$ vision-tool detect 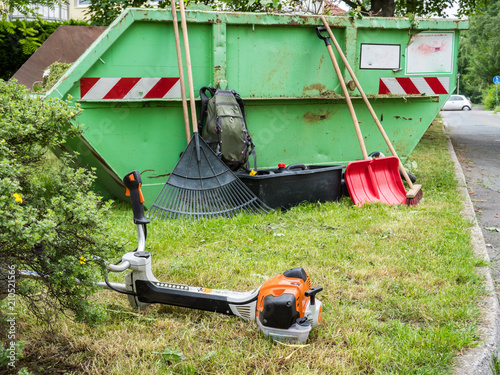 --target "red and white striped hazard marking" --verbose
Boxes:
[379,77,449,95]
[80,77,181,100]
